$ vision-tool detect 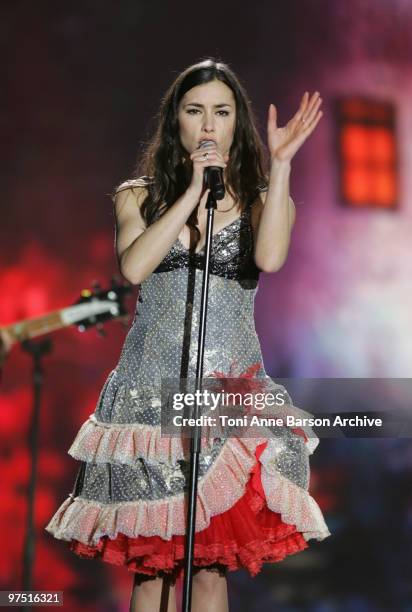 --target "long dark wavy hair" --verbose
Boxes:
[118,58,268,234]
